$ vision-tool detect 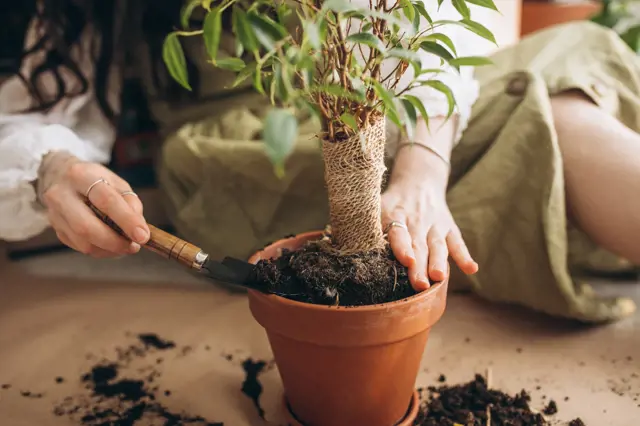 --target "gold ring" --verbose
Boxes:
[384,221,408,234]
[121,191,138,198]
[85,178,109,198]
